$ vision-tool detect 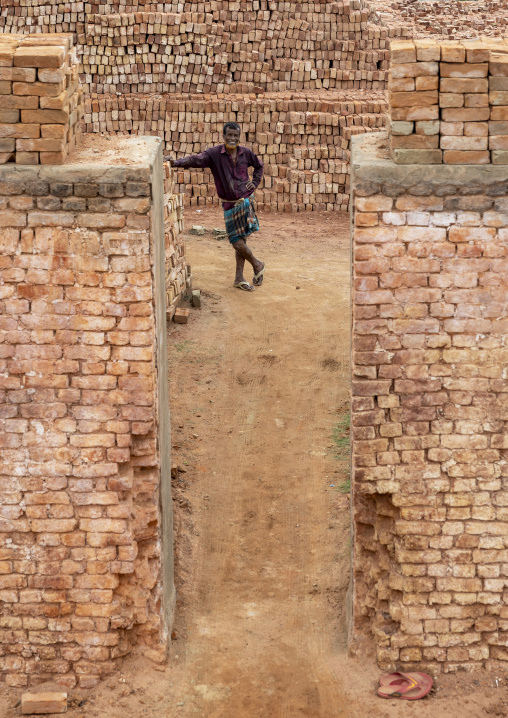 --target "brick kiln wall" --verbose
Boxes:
[351,131,508,674]
[0,135,177,687]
